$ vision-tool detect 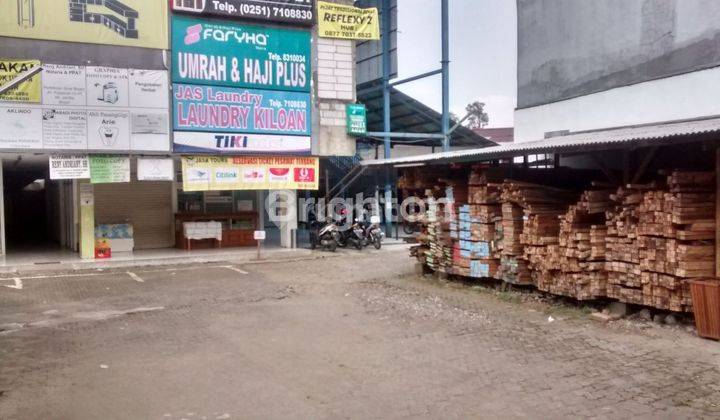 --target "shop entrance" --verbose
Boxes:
[175,189,282,249]
[2,155,76,255]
